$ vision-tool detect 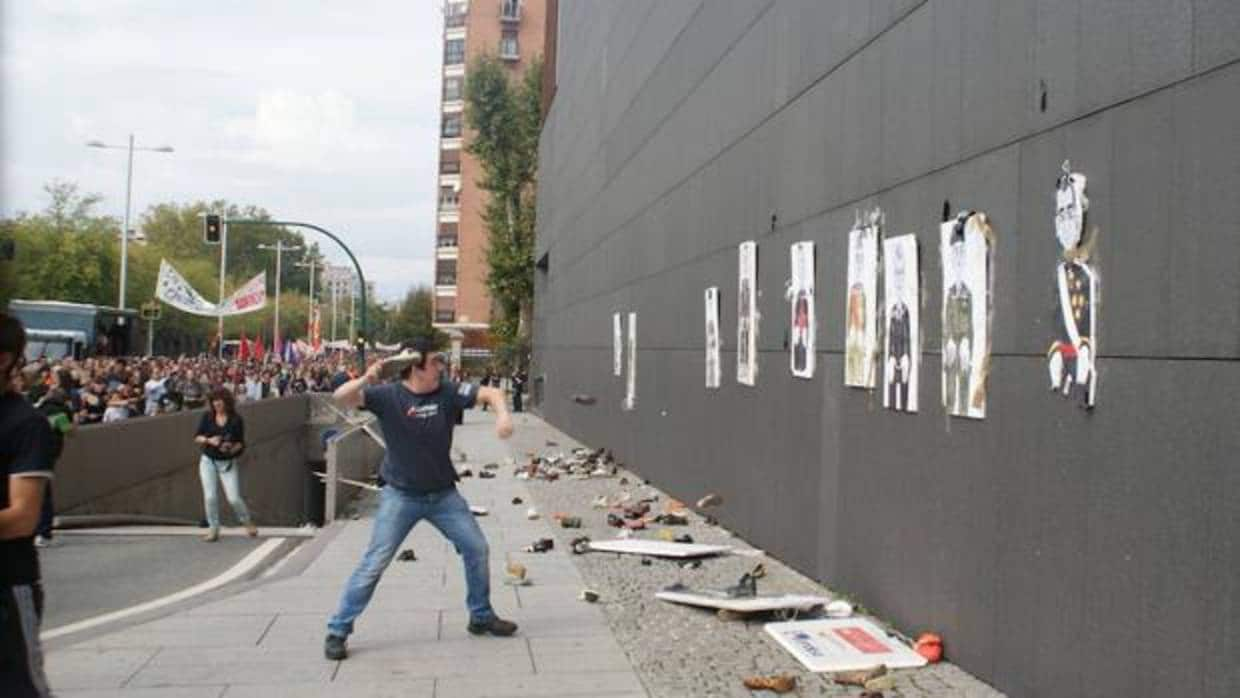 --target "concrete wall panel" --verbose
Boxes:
[536,3,1240,696]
